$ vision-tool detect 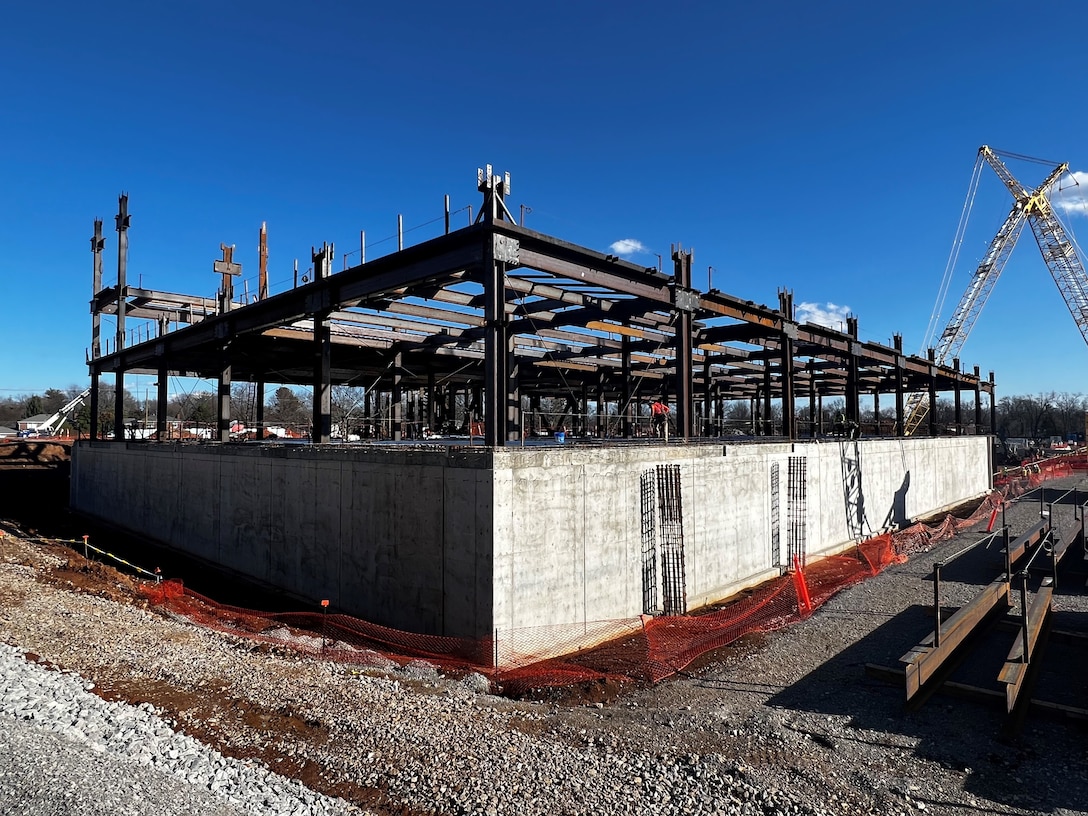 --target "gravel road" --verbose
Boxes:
[0,476,1086,816]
